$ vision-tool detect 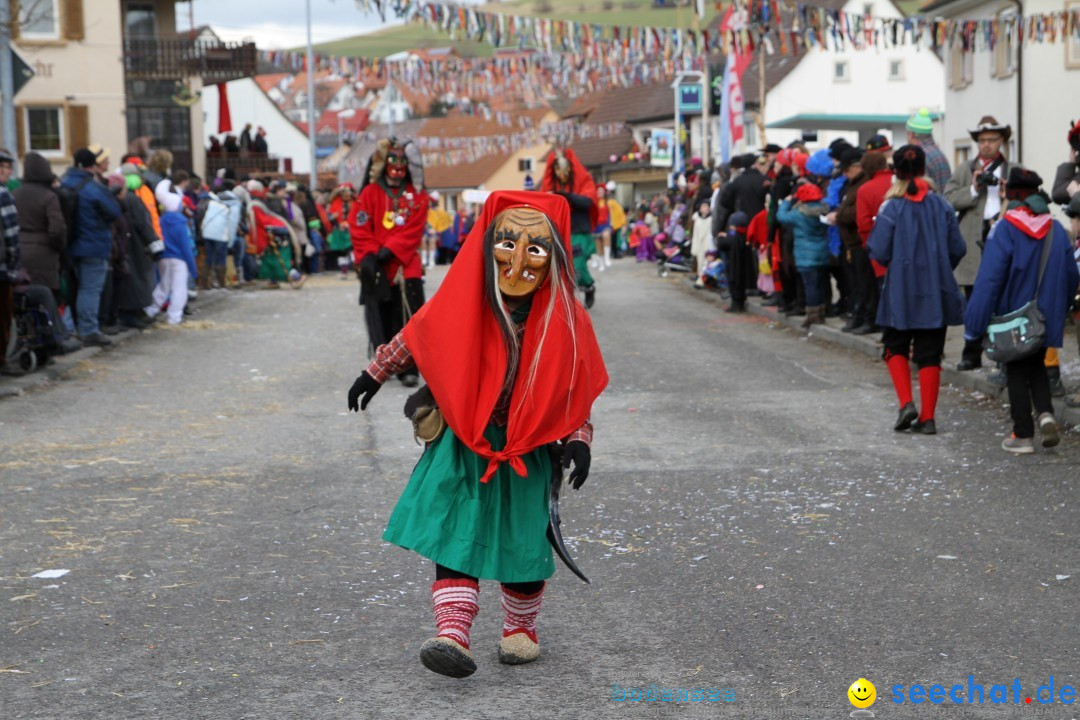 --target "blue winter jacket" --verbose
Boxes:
[61,168,121,259]
[825,175,847,257]
[160,211,199,280]
[964,213,1079,348]
[868,192,967,330]
[777,198,830,270]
